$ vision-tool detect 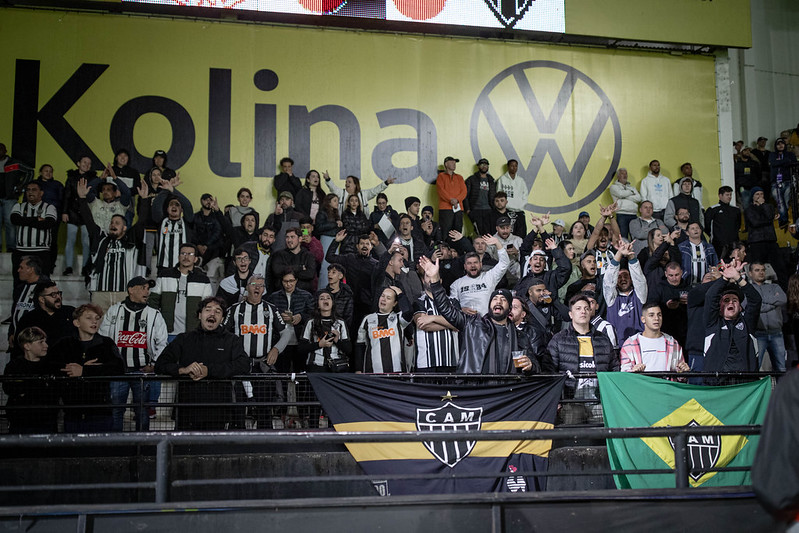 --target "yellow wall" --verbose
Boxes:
[0,8,721,227]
